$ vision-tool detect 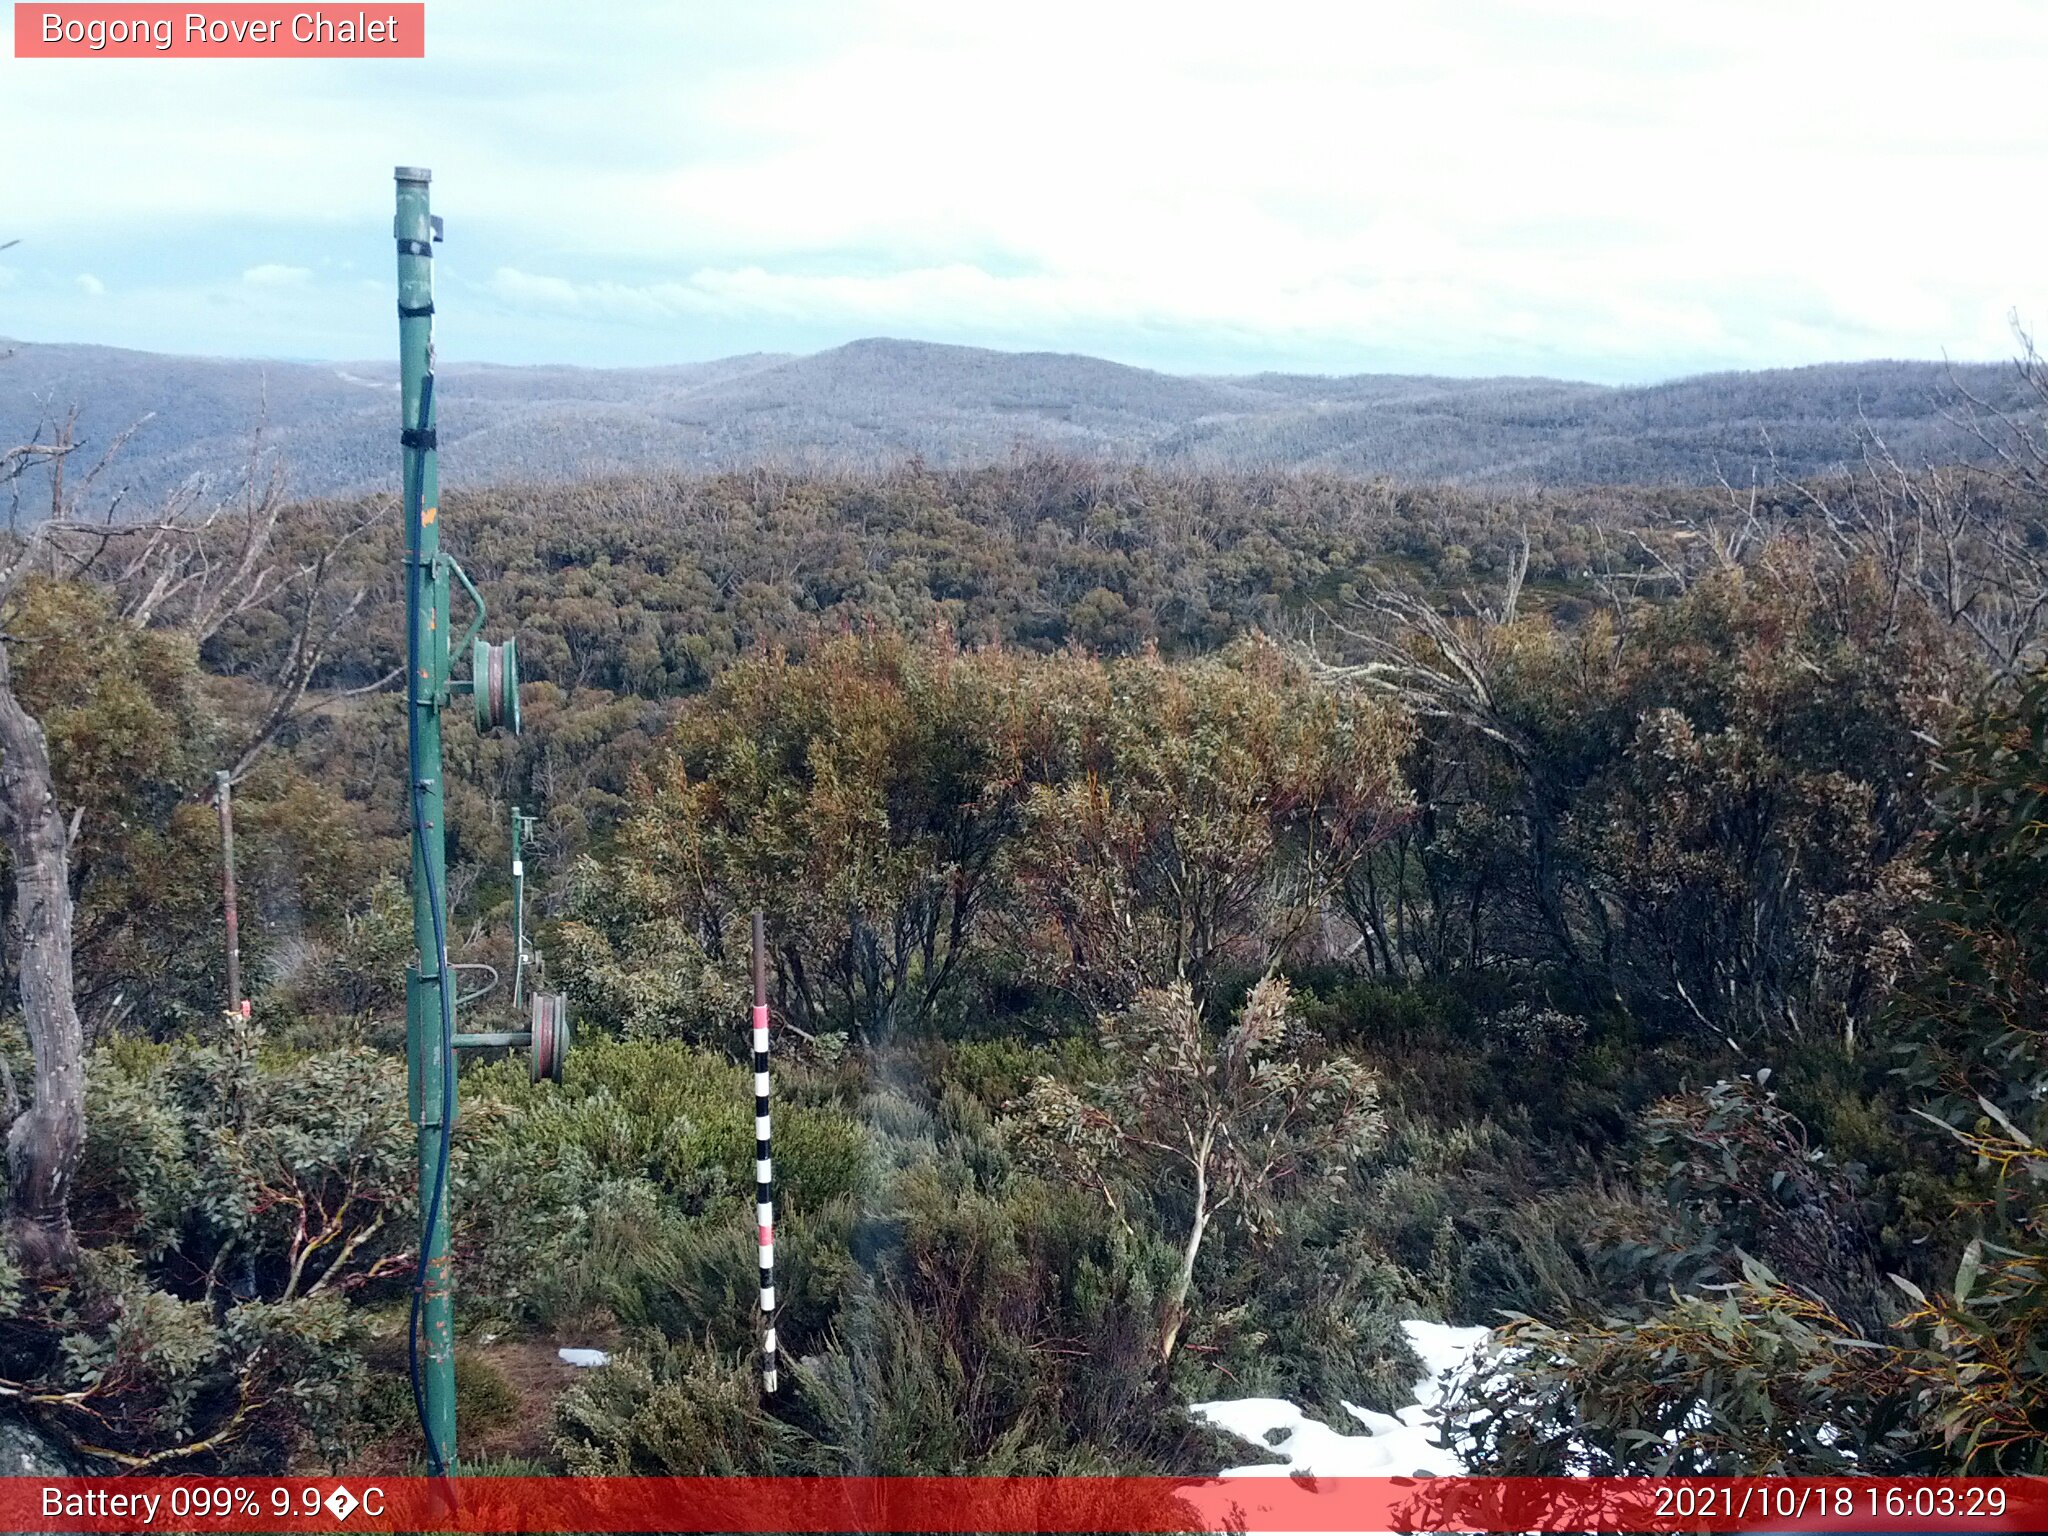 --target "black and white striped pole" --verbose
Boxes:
[752,910,778,1395]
